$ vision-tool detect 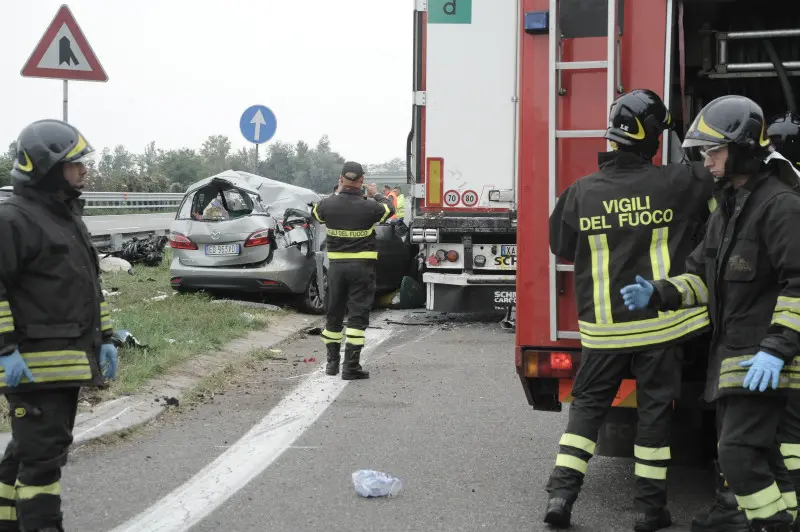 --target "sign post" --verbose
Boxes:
[239,105,277,174]
[21,4,108,123]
